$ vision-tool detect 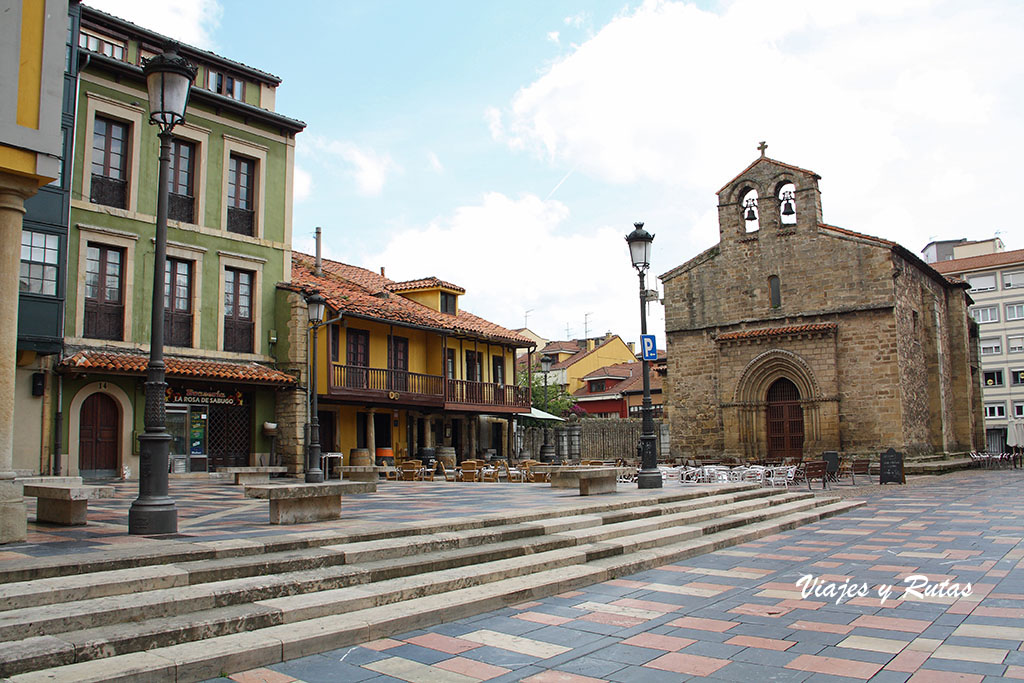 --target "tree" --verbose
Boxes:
[517,368,576,426]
